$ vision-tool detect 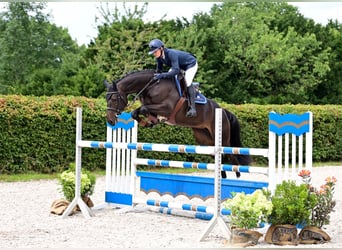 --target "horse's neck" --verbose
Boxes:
[117,75,152,94]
